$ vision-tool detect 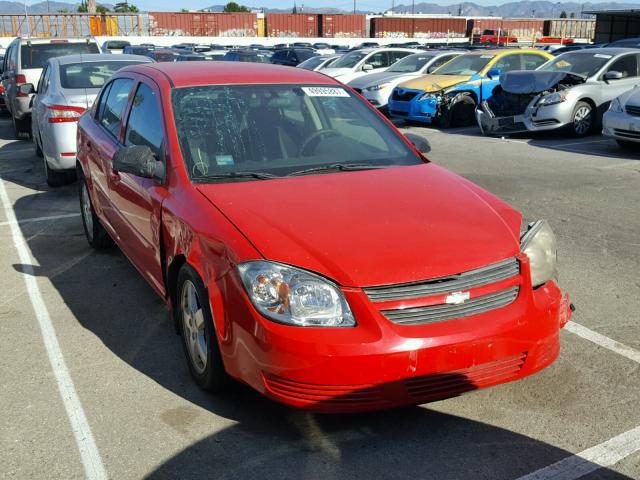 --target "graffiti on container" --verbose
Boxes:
[334,32,361,38]
[378,31,465,39]
[219,28,256,37]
